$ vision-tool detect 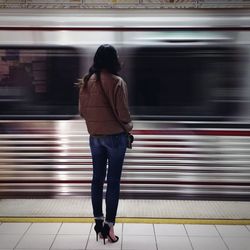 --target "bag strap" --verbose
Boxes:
[98,79,128,133]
